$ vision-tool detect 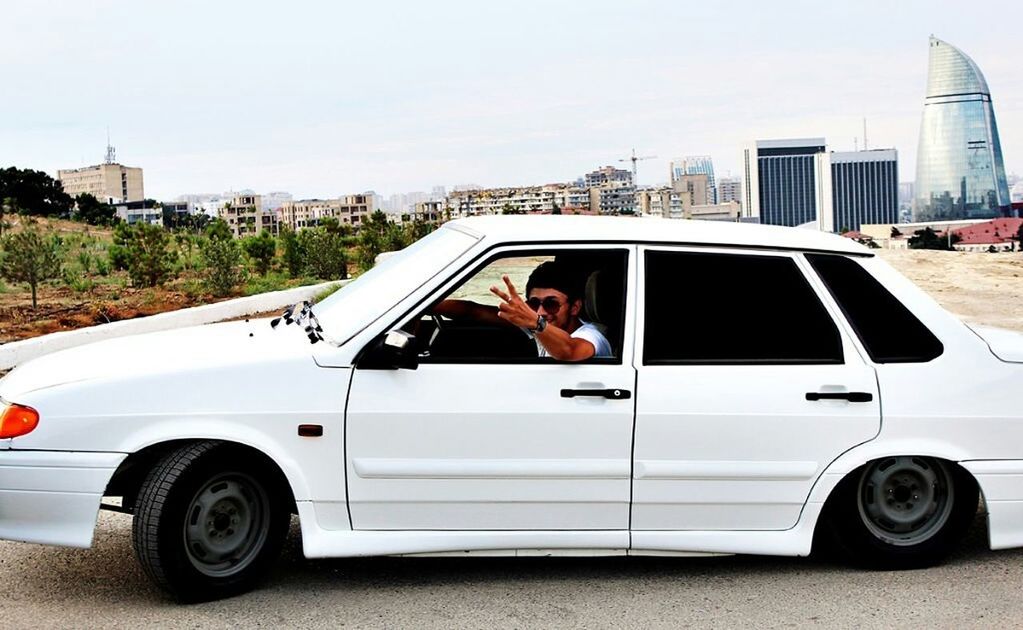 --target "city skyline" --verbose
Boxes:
[2,2,1021,200]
